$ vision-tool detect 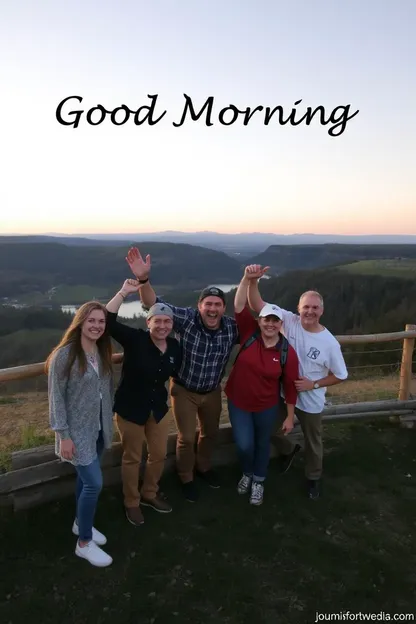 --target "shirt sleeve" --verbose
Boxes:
[235,306,258,344]
[155,296,194,332]
[328,342,349,380]
[282,344,299,405]
[48,349,70,439]
[106,311,140,347]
